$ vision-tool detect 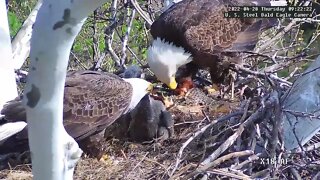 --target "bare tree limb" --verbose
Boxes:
[232,64,293,86]
[11,0,42,69]
[255,20,299,53]
[169,111,244,177]
[0,0,18,117]
[187,150,254,179]
[23,0,110,178]
[92,9,100,63]
[121,8,136,65]
[130,0,152,26]
[200,91,278,166]
[101,0,122,70]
